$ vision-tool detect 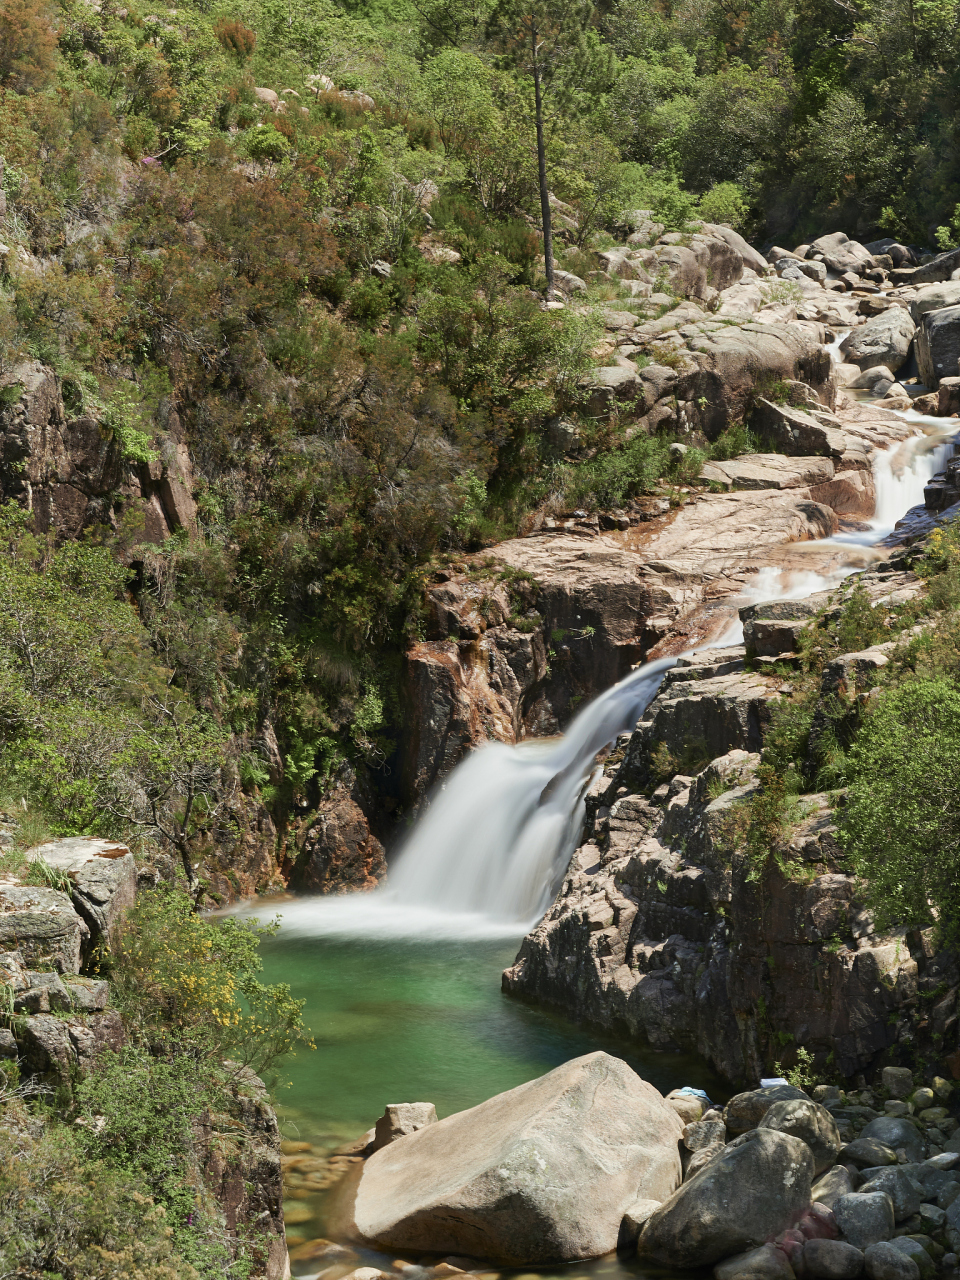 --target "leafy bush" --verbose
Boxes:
[698,180,749,230]
[841,678,960,944]
[215,19,256,61]
[563,432,672,508]
[708,421,758,460]
[0,1118,195,1279]
[109,886,312,1078]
